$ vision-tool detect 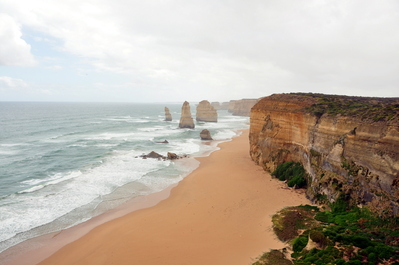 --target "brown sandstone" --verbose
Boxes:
[178,101,195,129]
[249,93,399,216]
[196,100,217,122]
